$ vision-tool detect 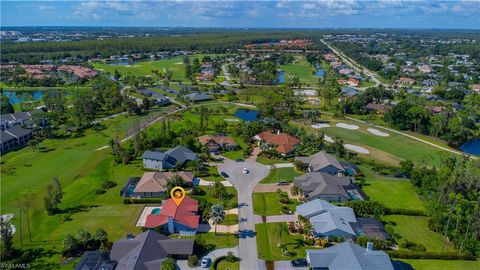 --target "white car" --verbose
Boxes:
[201,257,211,268]
[242,168,249,174]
